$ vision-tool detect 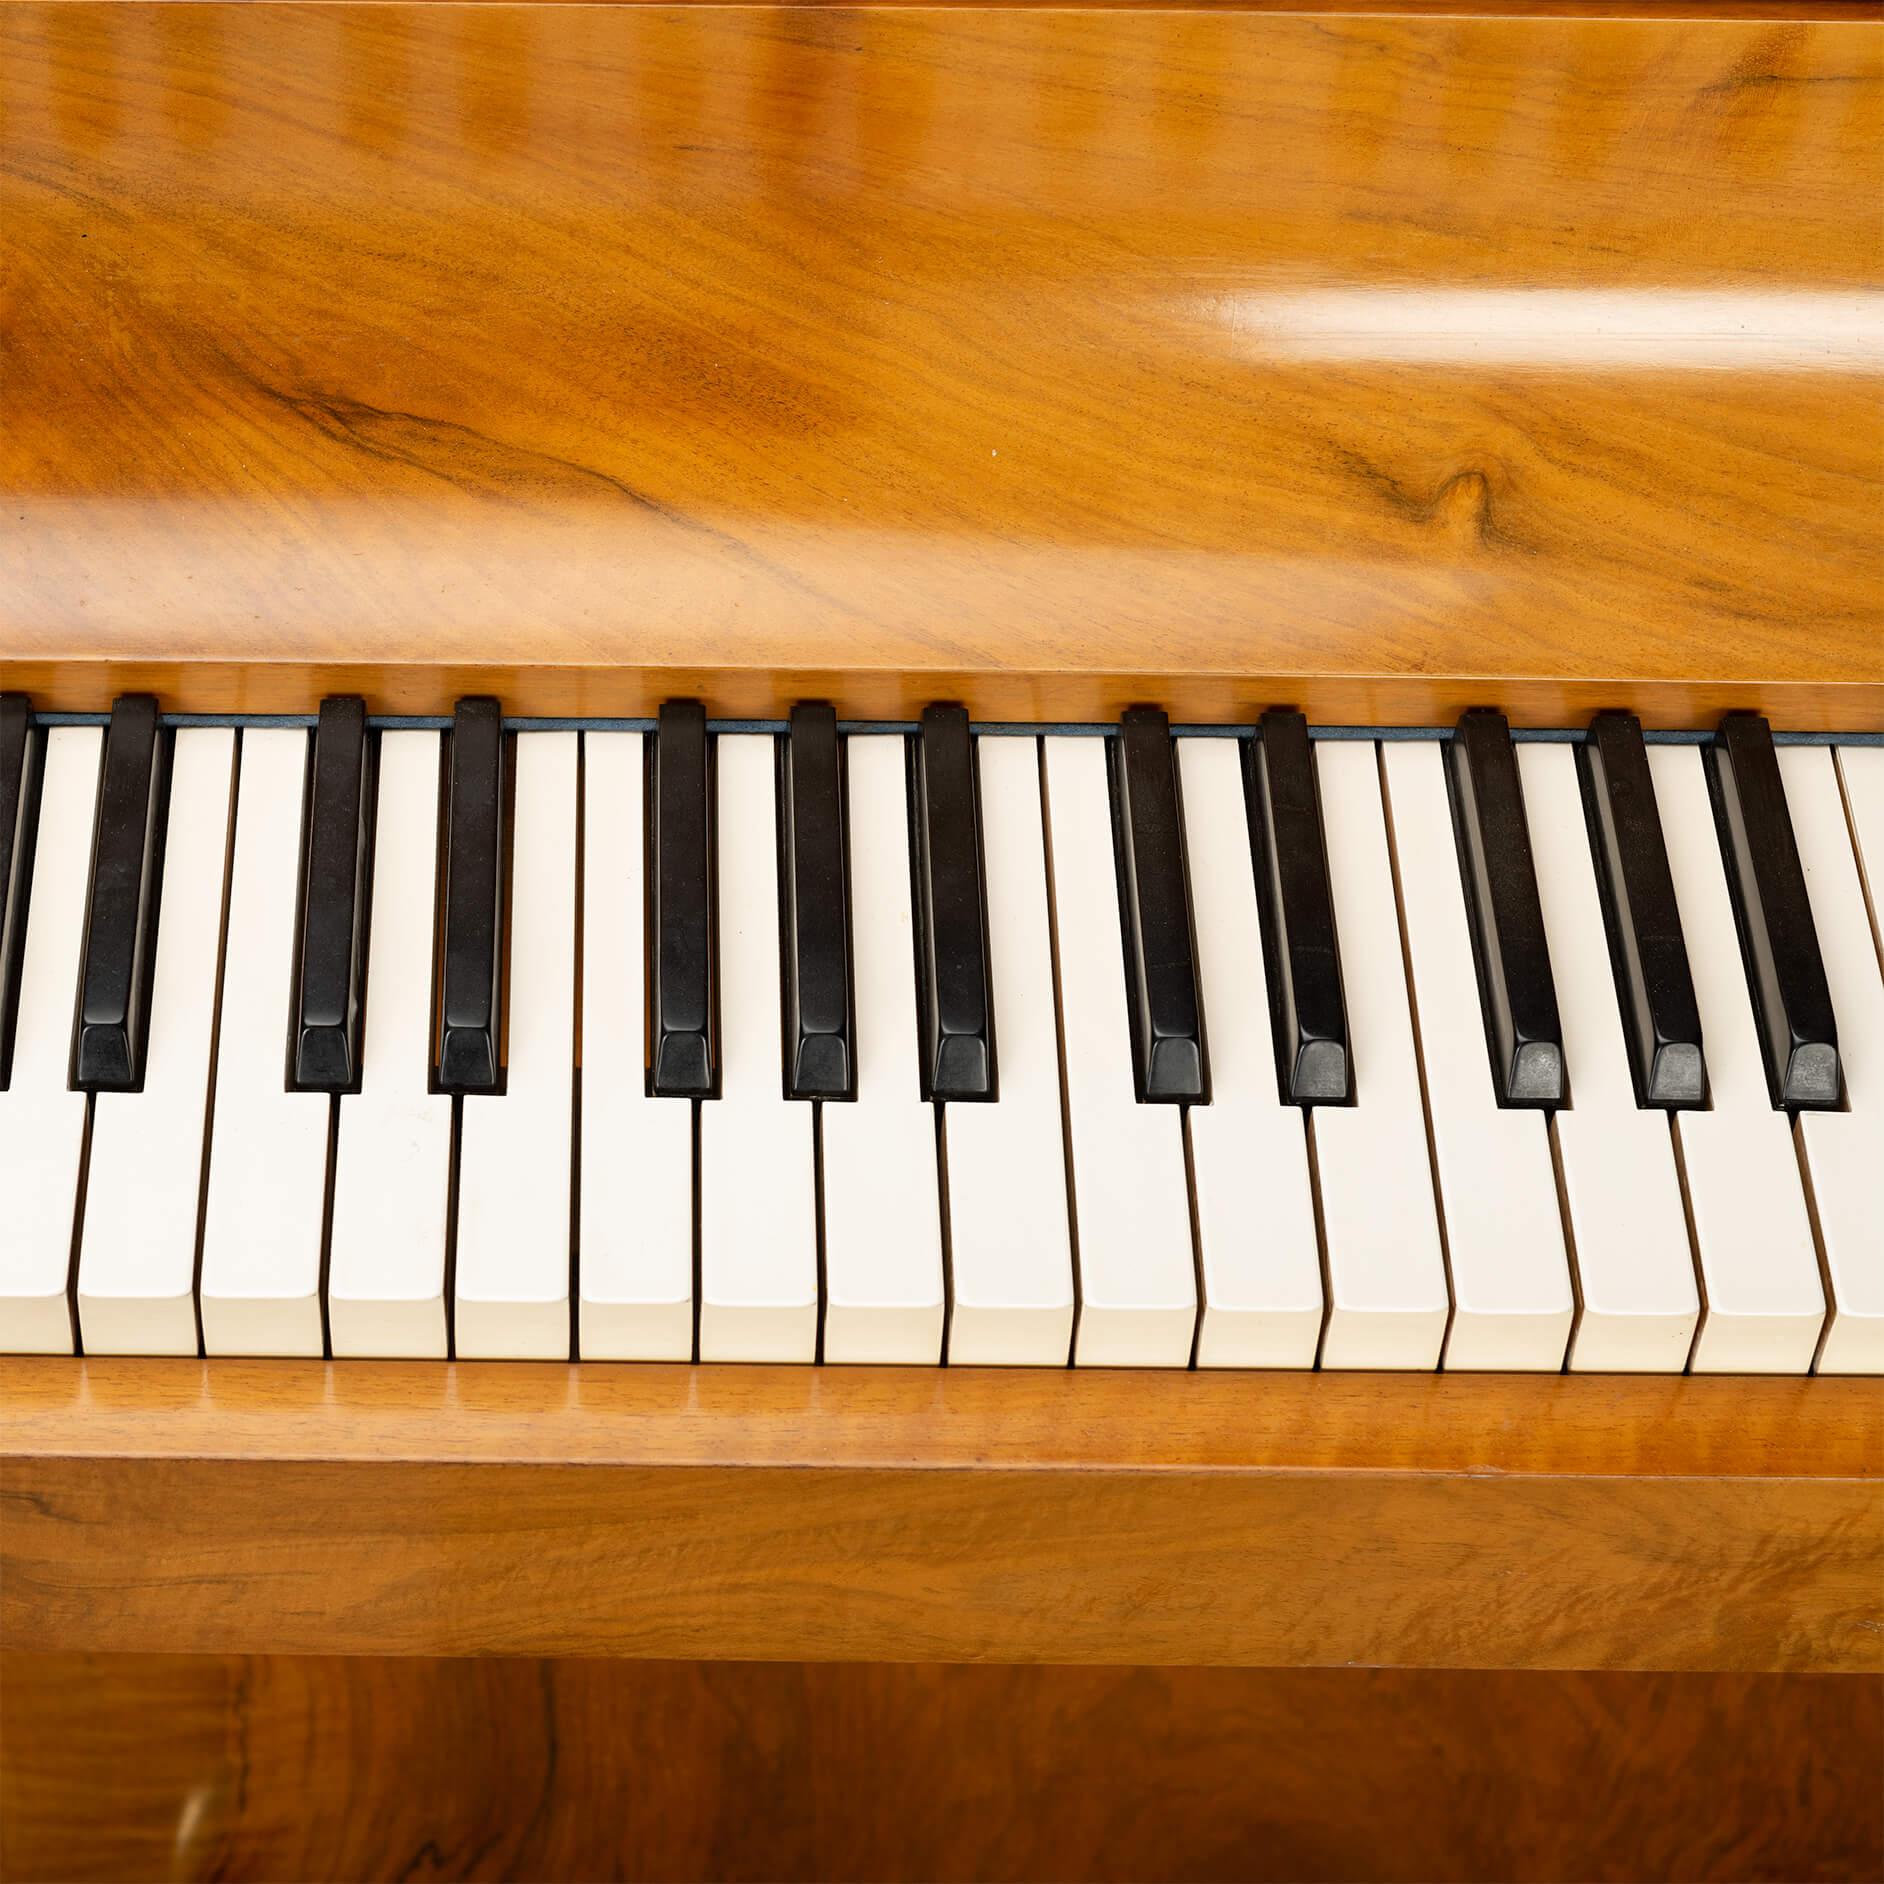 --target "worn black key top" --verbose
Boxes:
[1246,708,1348,1105]
[0,694,40,1089]
[781,703,851,1099]
[1112,707,1205,1102]
[652,700,715,1097]
[1707,712,1840,1110]
[913,704,992,1100]
[74,694,168,1091]
[1448,708,1565,1108]
[294,696,371,1092]
[1580,711,1706,1110]
[435,697,504,1093]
